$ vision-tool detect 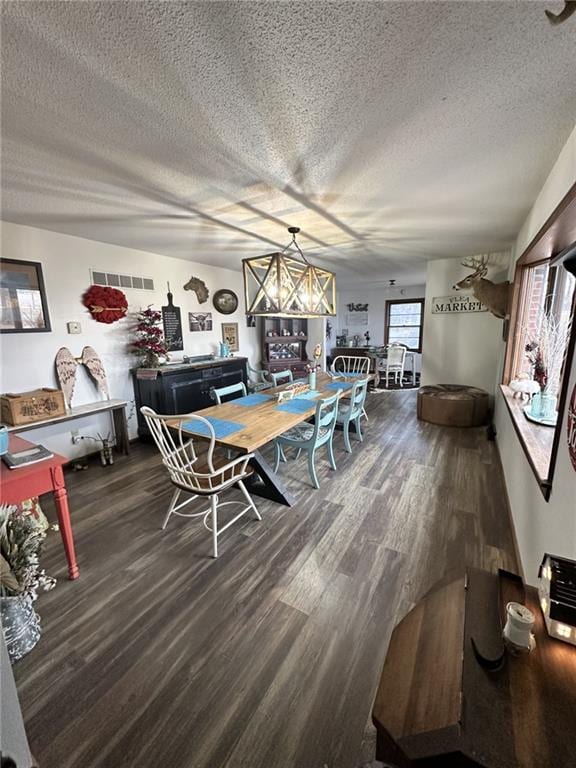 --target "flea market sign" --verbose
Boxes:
[431,295,488,314]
